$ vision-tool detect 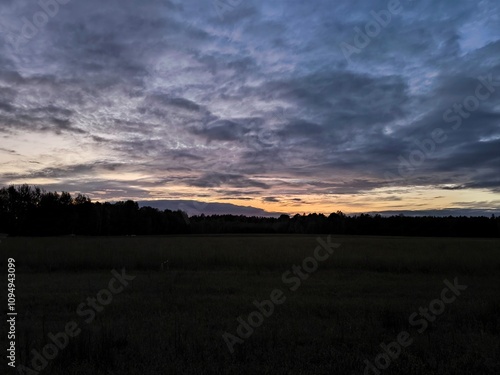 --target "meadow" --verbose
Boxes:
[1,235,499,374]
